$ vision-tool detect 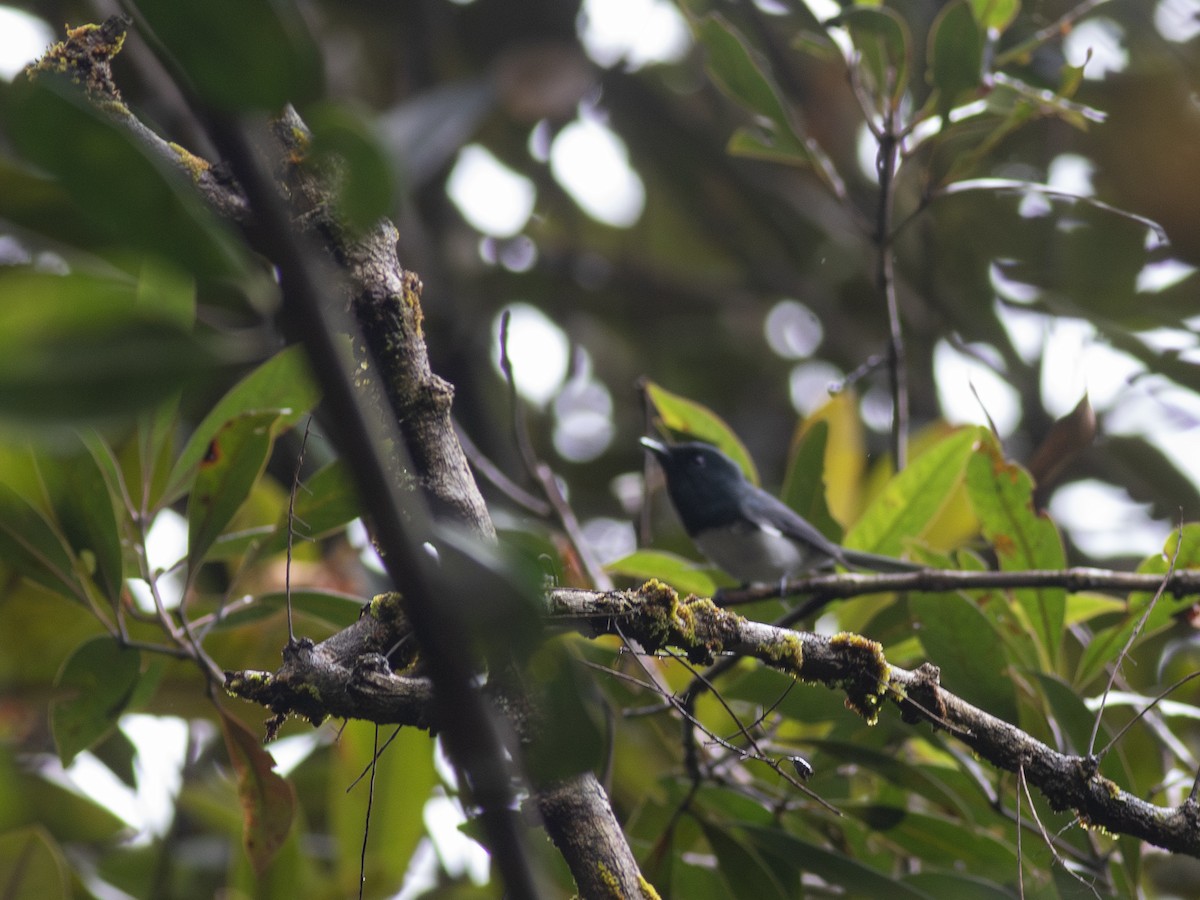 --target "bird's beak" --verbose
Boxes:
[640,436,669,459]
